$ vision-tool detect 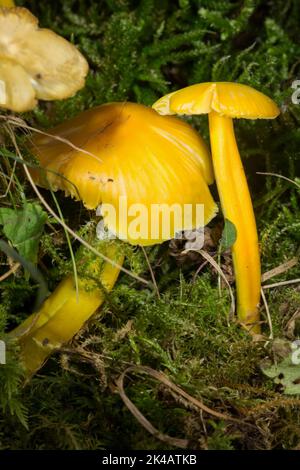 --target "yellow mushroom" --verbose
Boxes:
[153,82,280,333]
[11,102,217,376]
[0,6,88,112]
[0,0,14,7]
